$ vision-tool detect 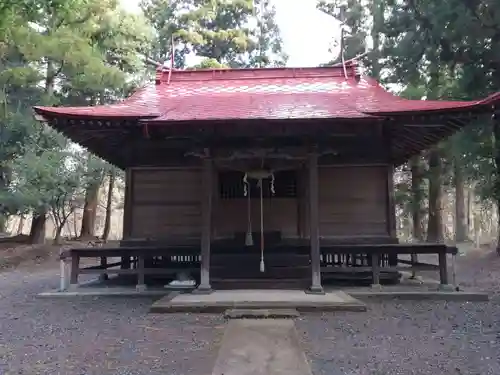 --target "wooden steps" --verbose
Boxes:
[210,251,310,289]
[212,278,308,290]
